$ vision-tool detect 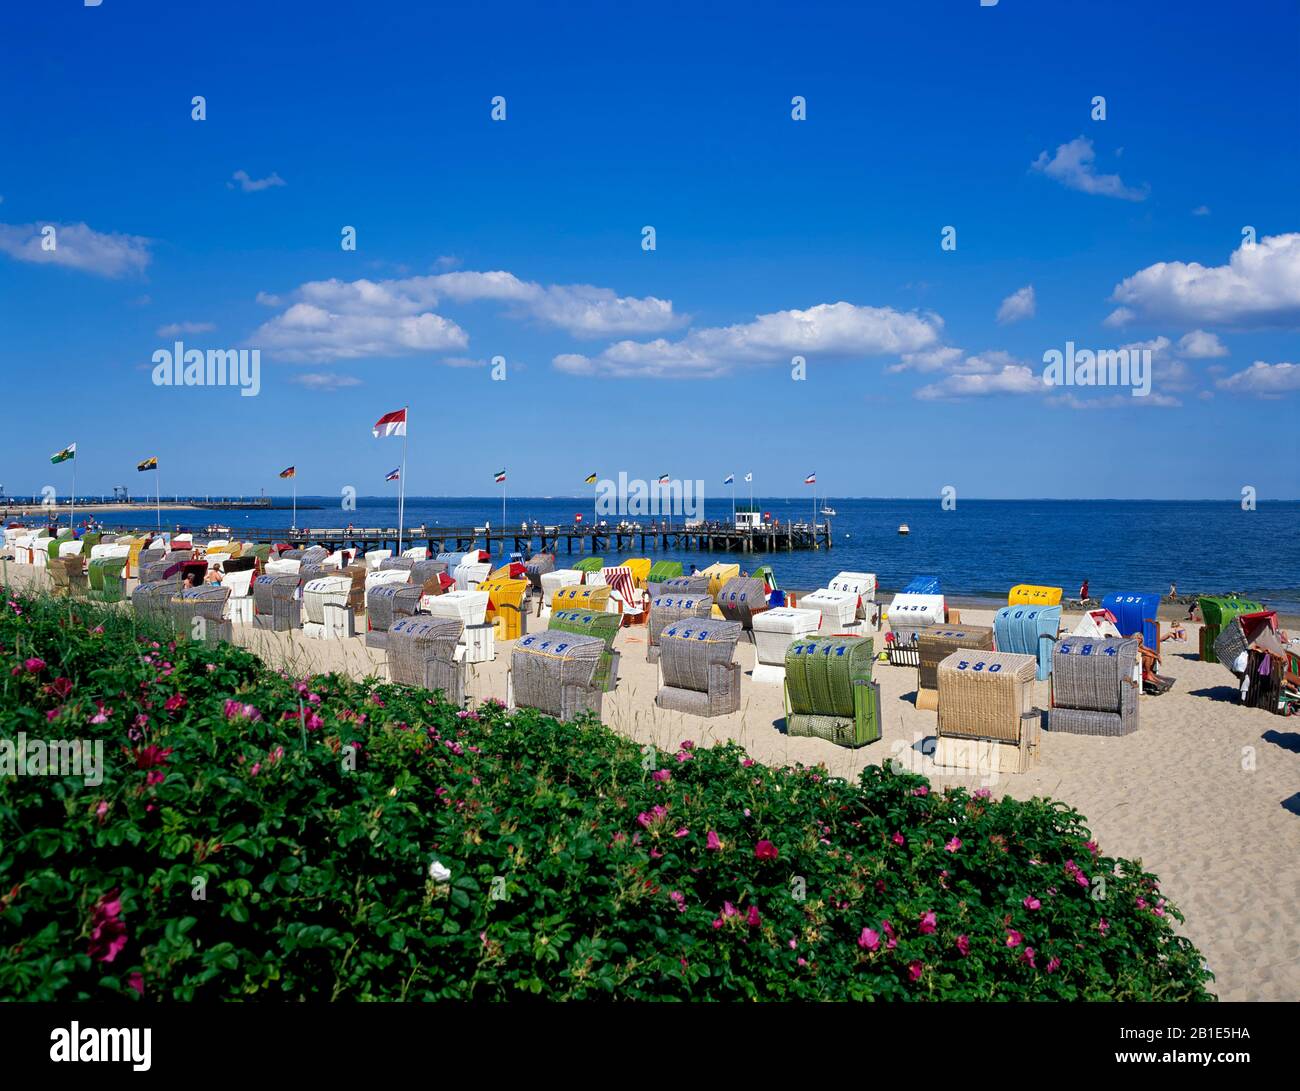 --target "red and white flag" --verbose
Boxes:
[804,472,816,485]
[372,408,407,437]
